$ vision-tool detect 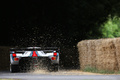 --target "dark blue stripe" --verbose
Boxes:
[11,54,14,61]
[36,51,40,56]
[30,51,33,57]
